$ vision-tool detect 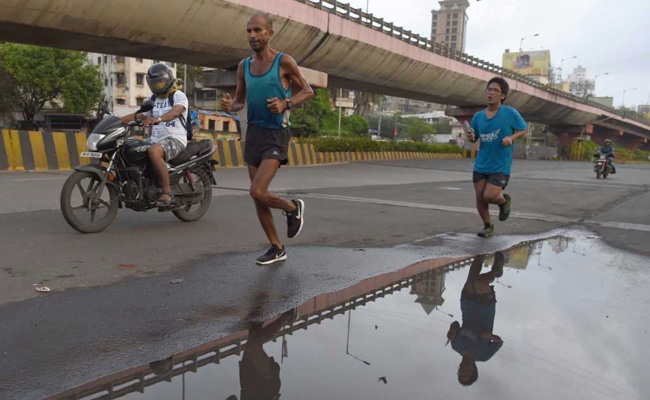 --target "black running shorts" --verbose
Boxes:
[473,171,510,189]
[244,124,290,168]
